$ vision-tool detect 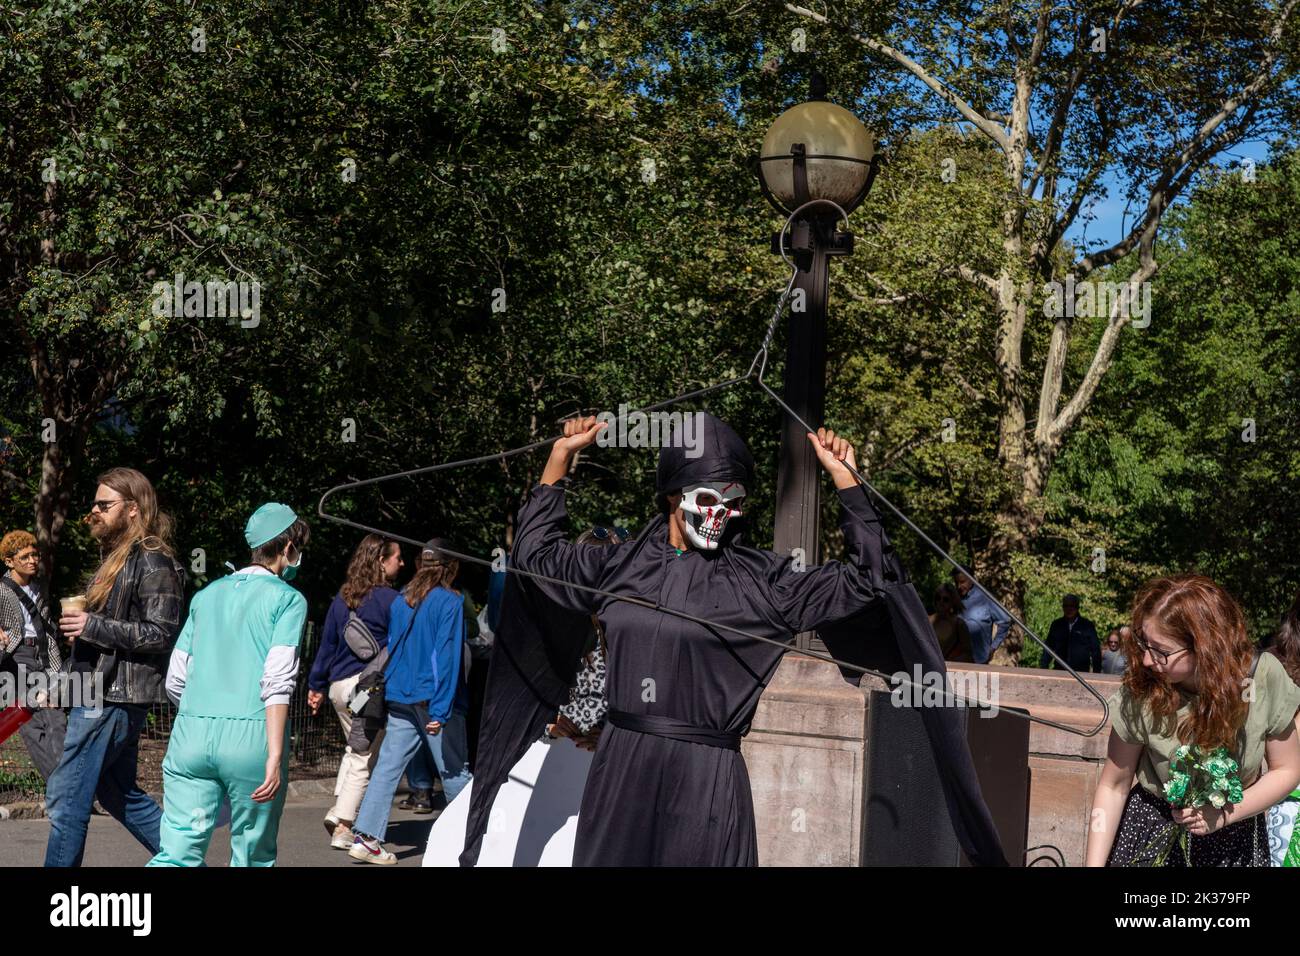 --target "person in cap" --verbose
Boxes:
[509,412,886,866]
[348,538,473,864]
[148,503,309,867]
